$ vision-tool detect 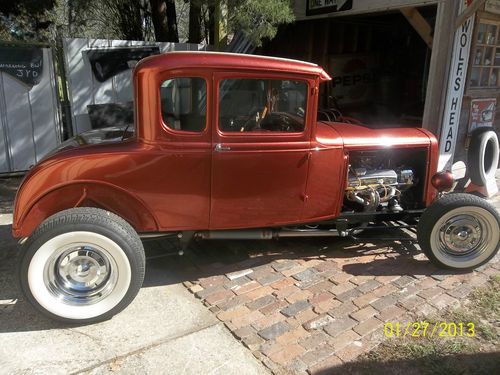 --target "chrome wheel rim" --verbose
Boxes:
[44,243,118,306]
[440,215,483,256]
[431,207,498,267]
